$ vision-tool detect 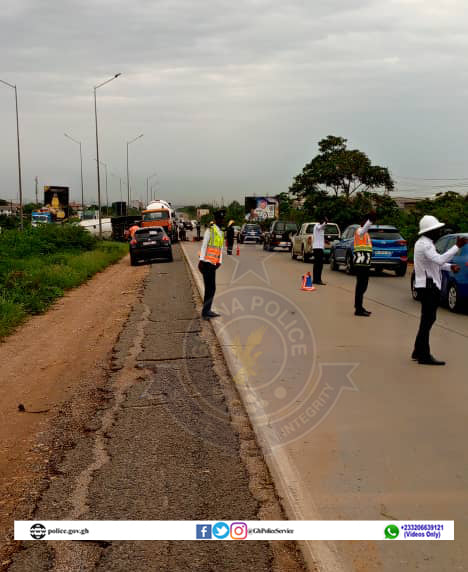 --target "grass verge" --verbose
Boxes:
[0,234,127,340]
